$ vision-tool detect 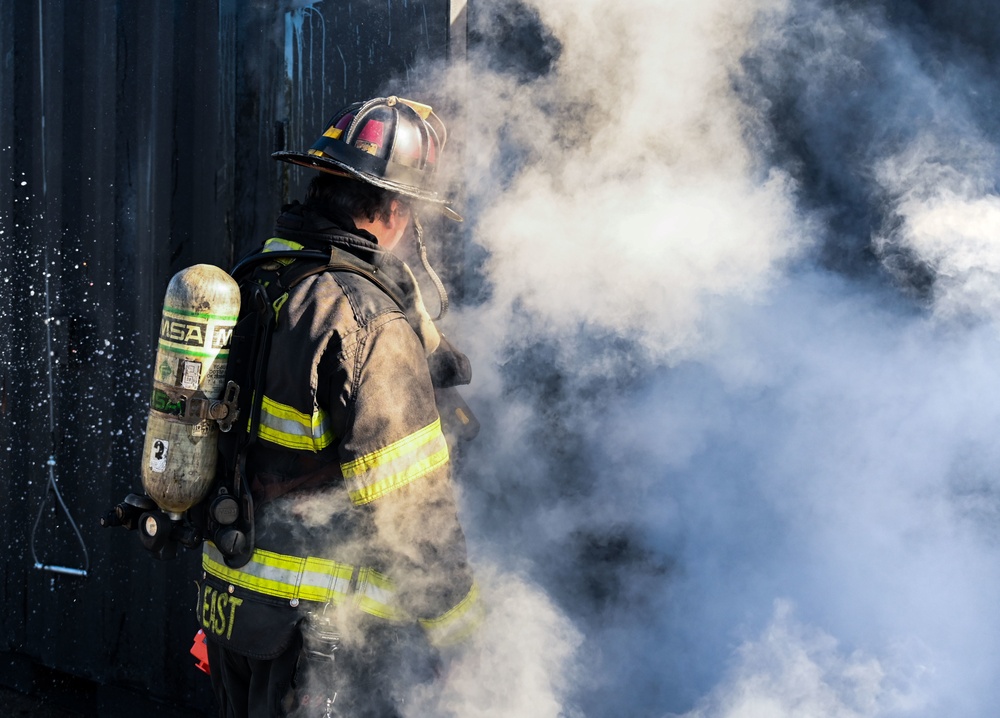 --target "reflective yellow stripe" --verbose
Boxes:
[341,419,449,505]
[262,238,304,267]
[263,237,304,252]
[355,567,402,620]
[257,395,335,451]
[202,543,406,620]
[249,238,334,449]
[419,583,484,647]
